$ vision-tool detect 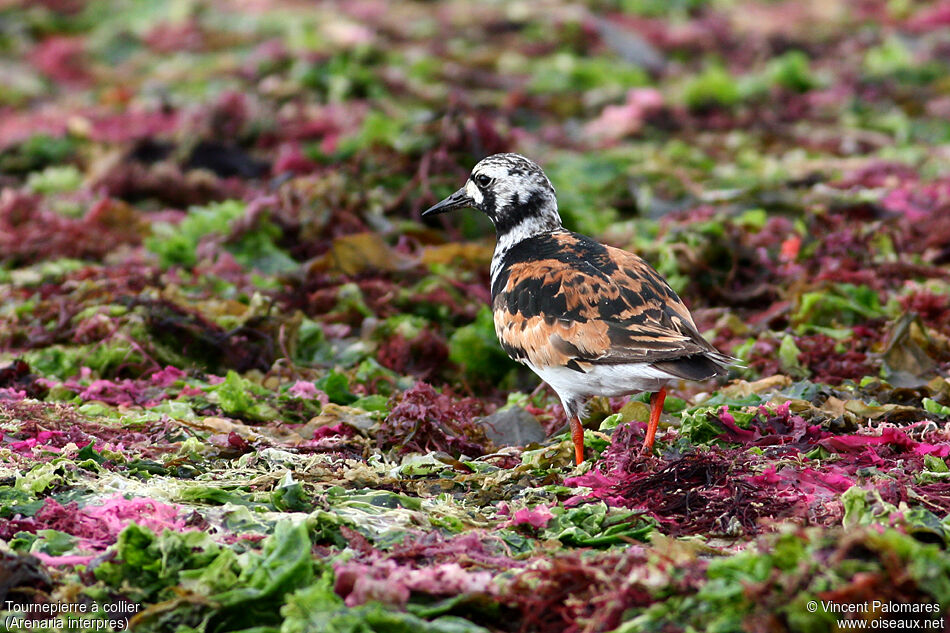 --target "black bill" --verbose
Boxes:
[421,187,473,217]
